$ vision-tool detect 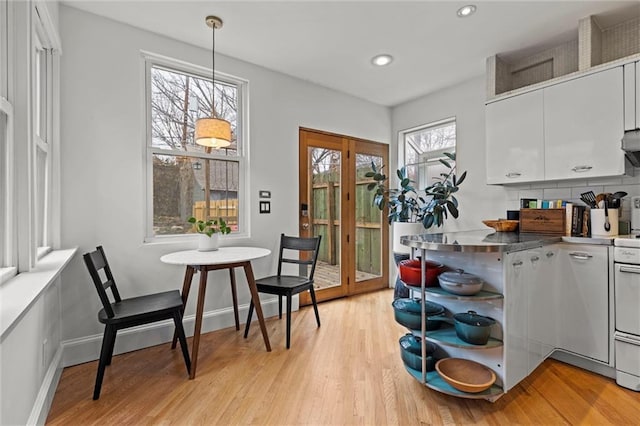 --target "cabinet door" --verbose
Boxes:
[556,244,609,363]
[486,90,544,184]
[528,247,558,372]
[623,62,637,131]
[504,251,530,389]
[544,67,625,180]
